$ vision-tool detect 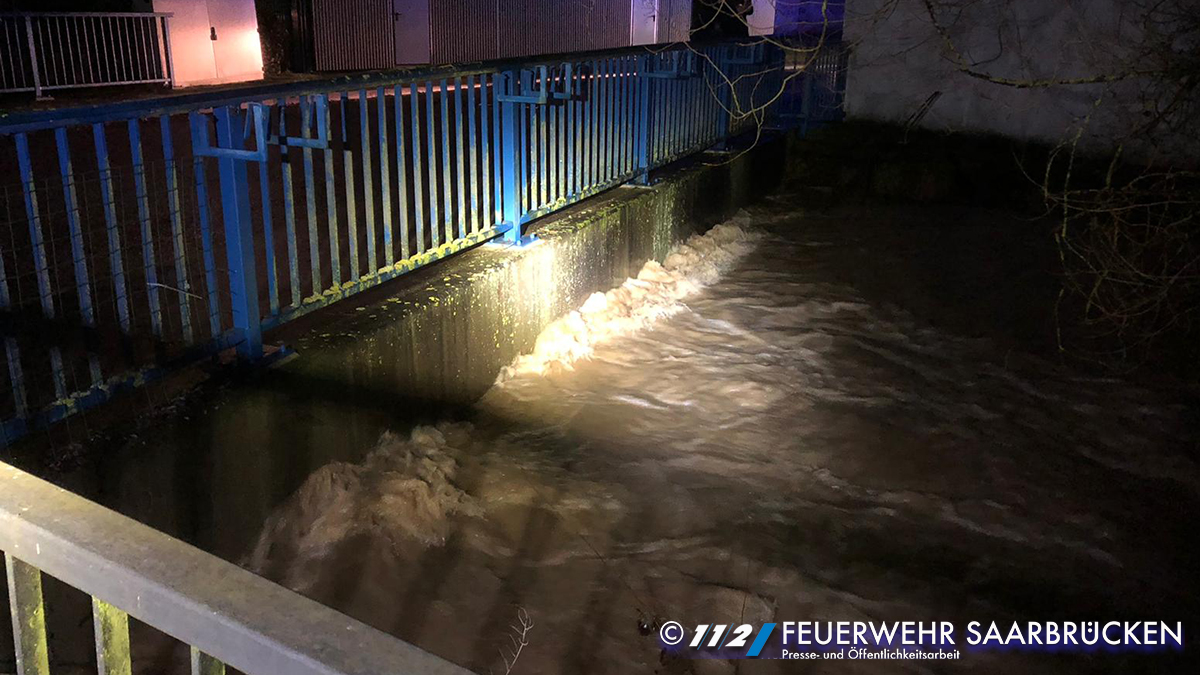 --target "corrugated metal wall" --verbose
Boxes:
[312,0,692,70]
[588,0,635,51]
[312,0,393,71]
[430,0,496,63]
[494,0,631,60]
[659,0,692,42]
